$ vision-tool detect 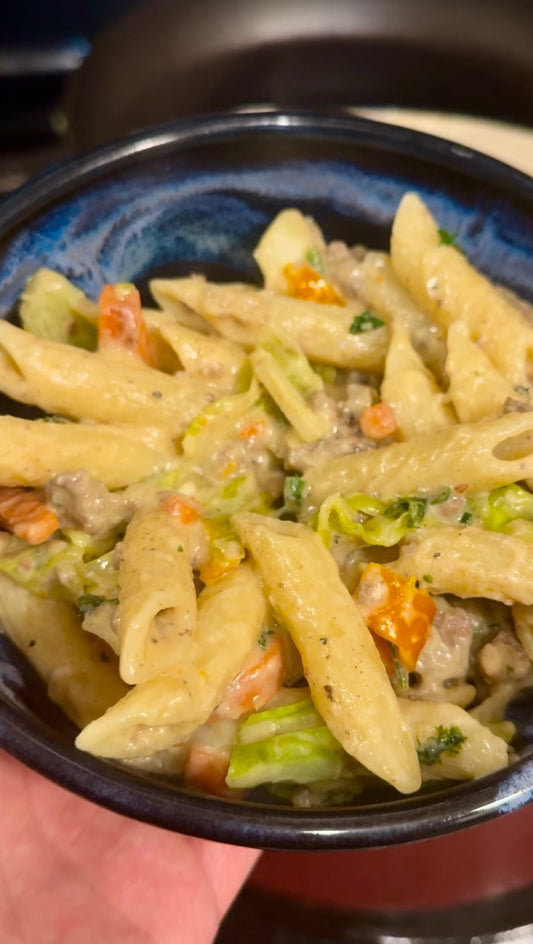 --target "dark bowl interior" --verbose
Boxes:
[0,111,532,850]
